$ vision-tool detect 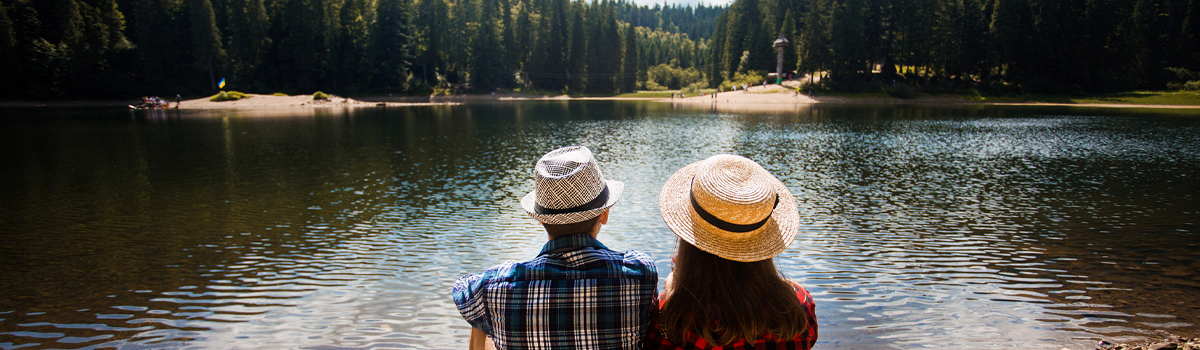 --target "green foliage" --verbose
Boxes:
[190,0,223,90]
[210,91,248,101]
[644,63,706,90]
[797,0,832,76]
[1165,67,1200,87]
[720,70,765,90]
[584,4,621,93]
[372,0,416,91]
[614,91,675,98]
[615,3,723,41]
[2,0,725,98]
[622,24,639,92]
[9,0,1200,99]
[313,91,329,100]
[1167,81,1200,91]
[680,81,707,94]
[0,1,17,68]
[706,0,1200,94]
[469,0,507,90]
[272,92,288,96]
[830,0,867,80]
[227,0,269,86]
